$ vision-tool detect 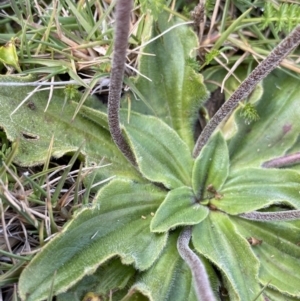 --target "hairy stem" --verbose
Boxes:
[240,210,300,221]
[177,227,216,301]
[193,25,300,158]
[262,152,300,168]
[108,0,136,166]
